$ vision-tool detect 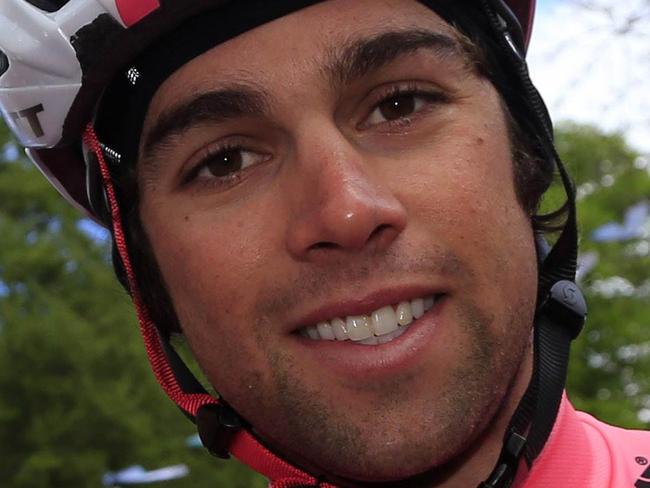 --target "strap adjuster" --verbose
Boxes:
[196,403,243,459]
[479,430,527,488]
[542,280,587,340]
